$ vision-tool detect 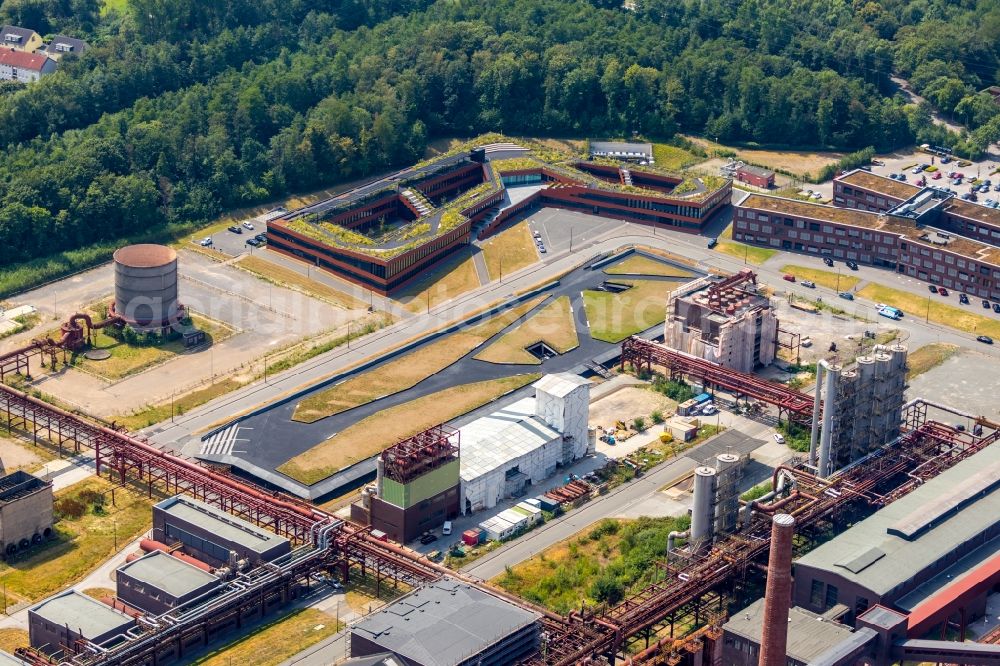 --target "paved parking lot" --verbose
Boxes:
[906,349,1000,423]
